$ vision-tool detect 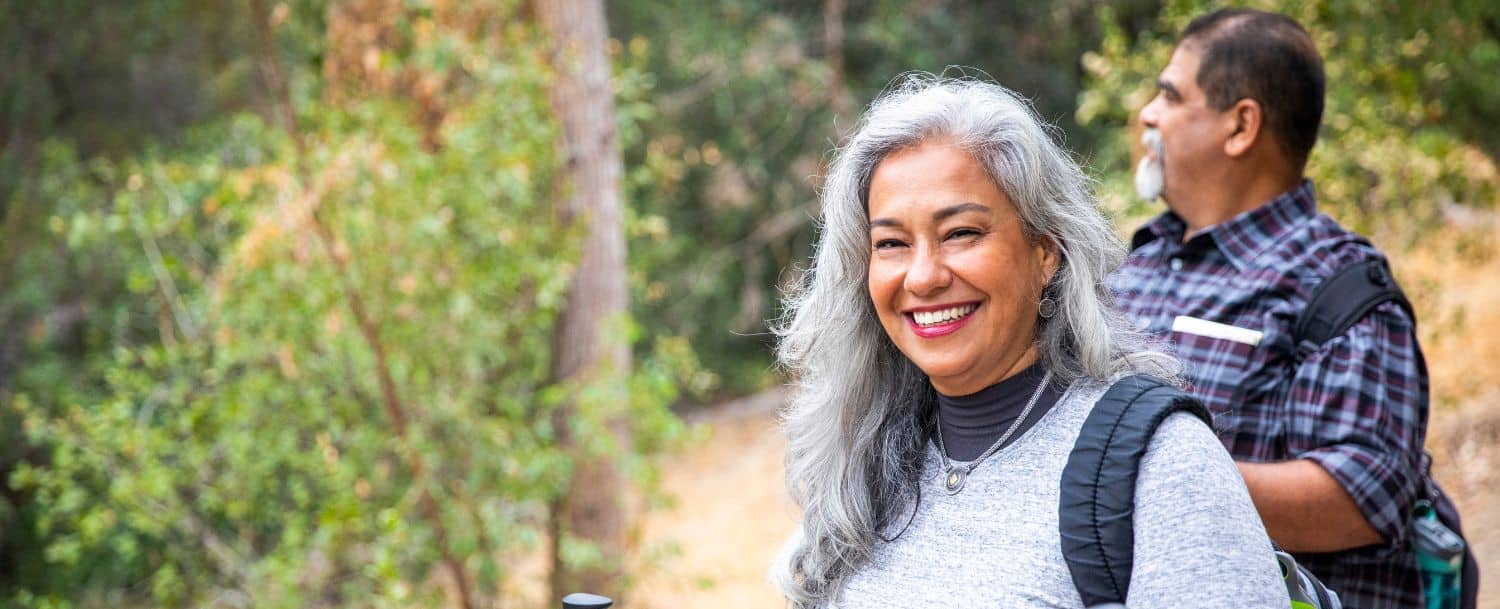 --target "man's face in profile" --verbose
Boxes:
[1135,43,1226,210]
